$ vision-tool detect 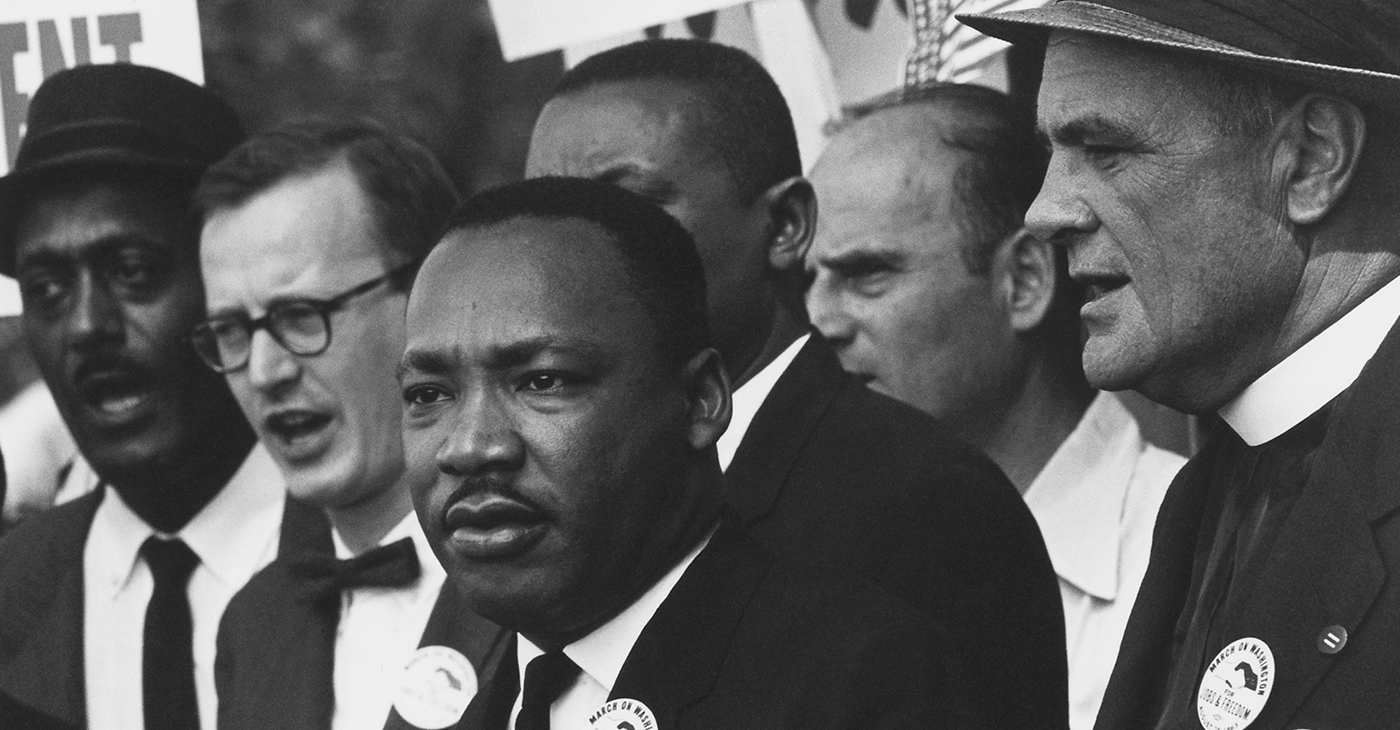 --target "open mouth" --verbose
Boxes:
[77,369,155,423]
[443,492,549,559]
[1081,275,1130,303]
[263,409,335,460]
